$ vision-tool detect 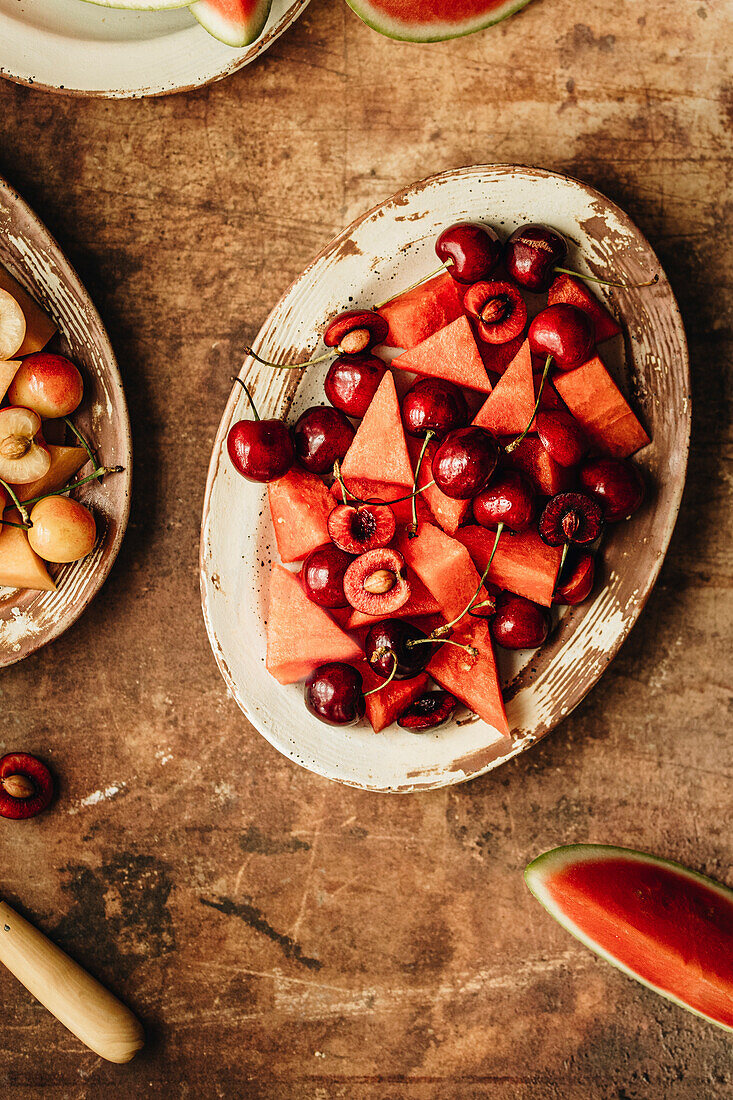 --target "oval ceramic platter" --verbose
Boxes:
[0,0,310,98]
[0,176,131,666]
[201,165,690,793]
